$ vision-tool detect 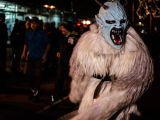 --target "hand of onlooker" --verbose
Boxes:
[21,53,26,60]
[21,55,24,60]
[41,54,47,64]
[68,37,74,45]
[21,51,28,61]
[56,52,61,58]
